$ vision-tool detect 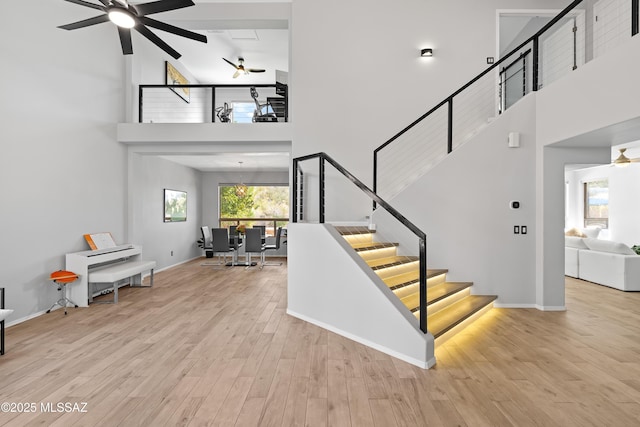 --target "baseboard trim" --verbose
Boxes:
[286,309,432,369]
[493,303,537,308]
[535,305,567,311]
[157,256,201,274]
[4,309,50,328]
